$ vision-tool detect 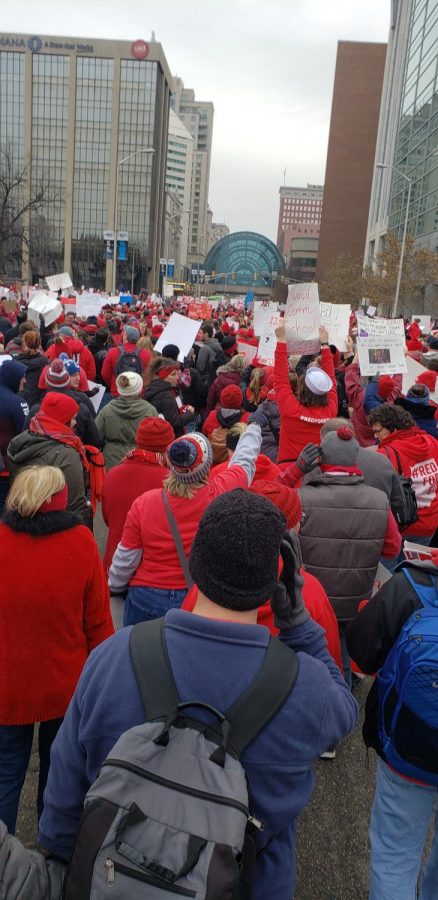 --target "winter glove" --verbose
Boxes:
[296,443,320,474]
[271,531,309,630]
[247,409,269,429]
[0,819,66,899]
